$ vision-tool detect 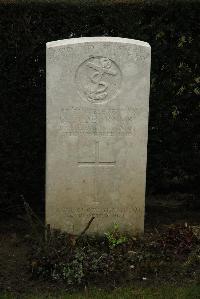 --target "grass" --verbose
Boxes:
[1,284,200,299]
